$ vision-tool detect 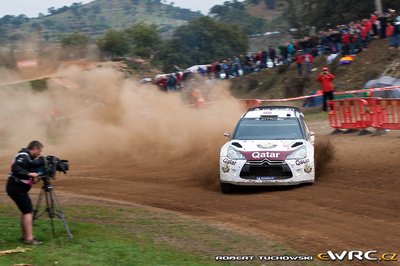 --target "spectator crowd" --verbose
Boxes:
[154,8,400,91]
